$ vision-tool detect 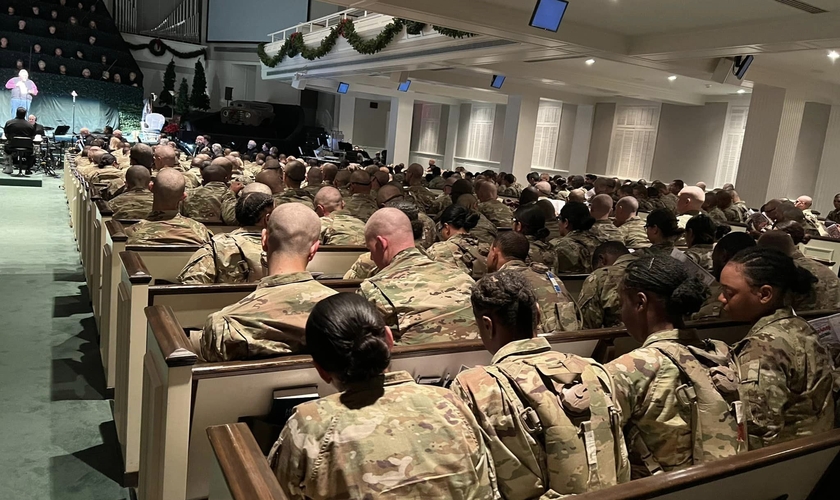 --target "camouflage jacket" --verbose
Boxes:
[343,193,378,222]
[272,370,498,500]
[826,209,840,225]
[499,260,580,332]
[452,337,629,499]
[693,281,729,321]
[428,193,452,220]
[406,184,437,213]
[499,184,522,198]
[525,234,557,271]
[426,233,490,280]
[101,174,128,200]
[109,188,153,220]
[662,193,679,213]
[427,175,446,189]
[618,217,651,250]
[732,308,835,449]
[303,183,322,198]
[90,167,123,185]
[358,247,477,345]
[417,211,438,249]
[125,211,212,246]
[220,189,239,226]
[200,272,338,361]
[182,181,228,222]
[182,168,203,189]
[343,251,378,280]
[684,244,714,273]
[274,189,315,210]
[637,198,655,213]
[477,199,514,228]
[550,230,604,274]
[791,251,840,311]
[591,220,624,244]
[177,227,265,284]
[578,254,636,329]
[722,206,743,223]
[633,239,677,259]
[471,213,499,246]
[319,211,367,246]
[707,207,728,224]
